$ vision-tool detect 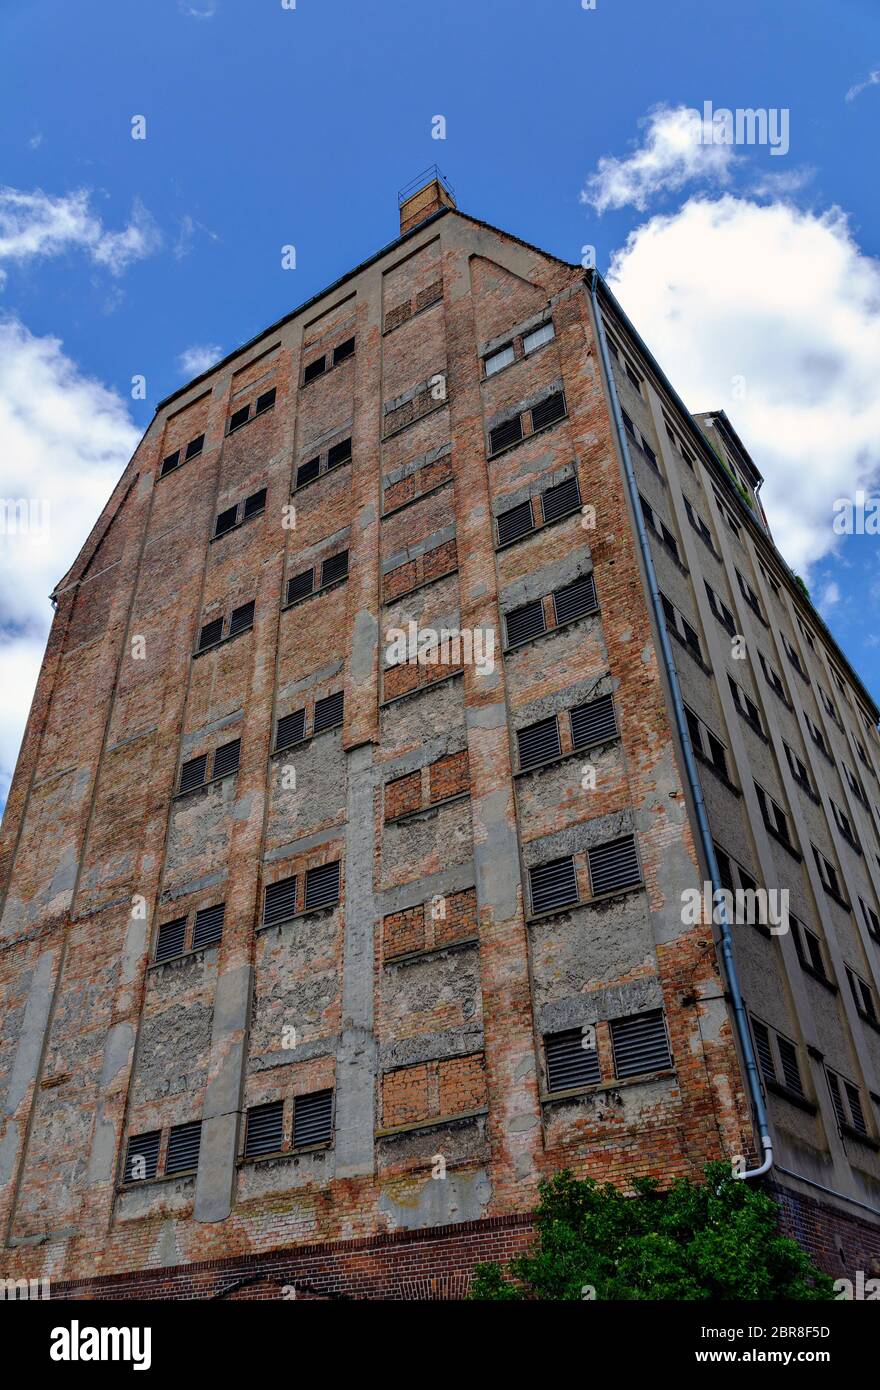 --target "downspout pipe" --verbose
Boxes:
[587,270,773,1179]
